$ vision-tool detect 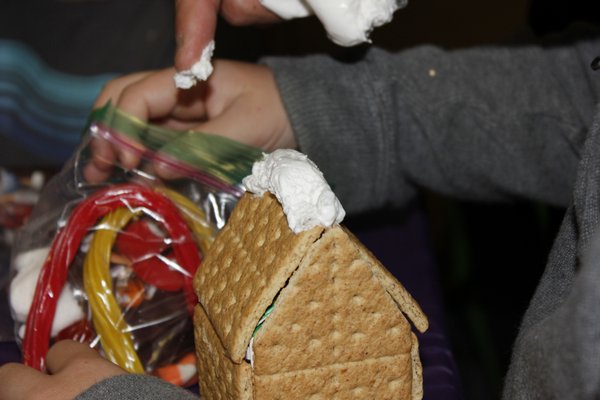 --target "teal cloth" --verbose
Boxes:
[0,40,114,165]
